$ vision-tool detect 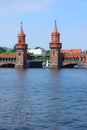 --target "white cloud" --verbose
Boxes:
[0,0,53,16]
